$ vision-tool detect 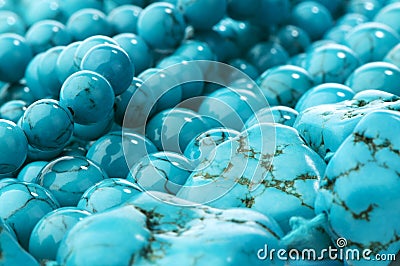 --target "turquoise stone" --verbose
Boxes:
[177,0,226,30]
[17,160,47,183]
[37,46,64,97]
[0,100,28,123]
[384,43,400,68]
[56,41,81,84]
[373,2,400,35]
[108,5,142,35]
